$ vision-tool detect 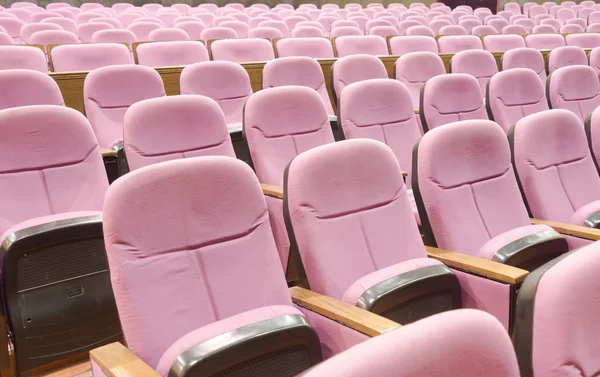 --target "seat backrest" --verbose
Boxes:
[331,54,388,103]
[438,24,468,35]
[368,25,399,38]
[91,29,137,49]
[511,109,600,222]
[405,25,434,36]
[420,73,488,132]
[244,86,335,186]
[501,47,546,83]
[275,37,334,58]
[548,65,600,122]
[126,21,161,41]
[330,26,362,37]
[262,56,334,117]
[0,17,25,41]
[123,95,235,171]
[51,43,132,72]
[247,26,283,39]
[199,26,238,41]
[285,138,426,299]
[395,51,446,110]
[559,23,584,33]
[76,21,115,42]
[589,46,600,72]
[487,68,548,132]
[174,21,206,40]
[524,33,565,50]
[470,25,498,35]
[502,24,527,34]
[414,119,531,256]
[483,34,526,51]
[450,49,498,96]
[0,69,64,110]
[19,22,62,44]
[102,156,290,370]
[429,19,452,34]
[0,105,107,234]
[291,25,325,38]
[84,65,166,149]
[147,27,190,41]
[437,35,483,53]
[339,79,422,189]
[565,33,600,49]
[547,46,589,73]
[218,20,249,38]
[180,61,252,127]
[334,35,388,57]
[136,41,209,67]
[30,30,80,50]
[389,35,439,54]
[210,38,275,63]
[0,45,47,72]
